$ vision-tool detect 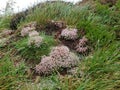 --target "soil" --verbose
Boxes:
[36,20,66,35]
